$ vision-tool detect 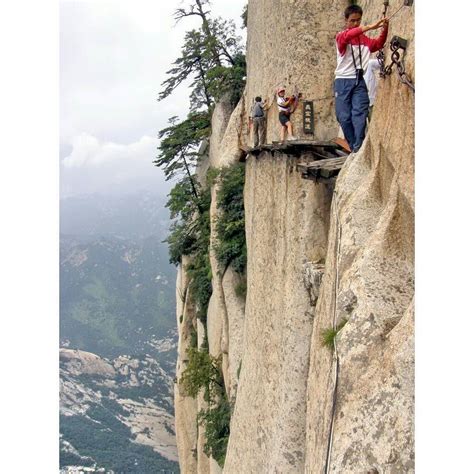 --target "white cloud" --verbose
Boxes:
[63,133,155,168]
[60,1,188,153]
[60,0,247,197]
[60,133,170,197]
